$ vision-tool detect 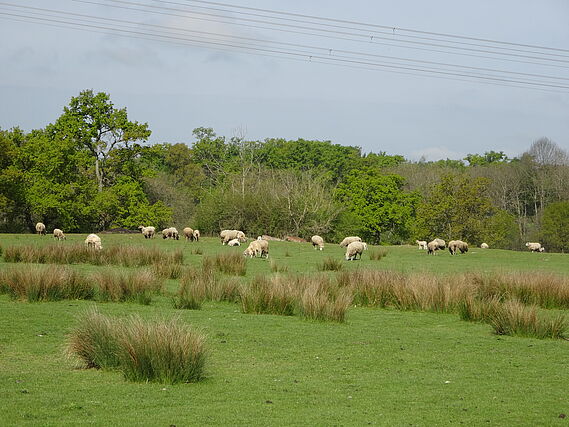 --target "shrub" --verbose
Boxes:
[0,265,94,302]
[93,270,162,305]
[317,257,343,272]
